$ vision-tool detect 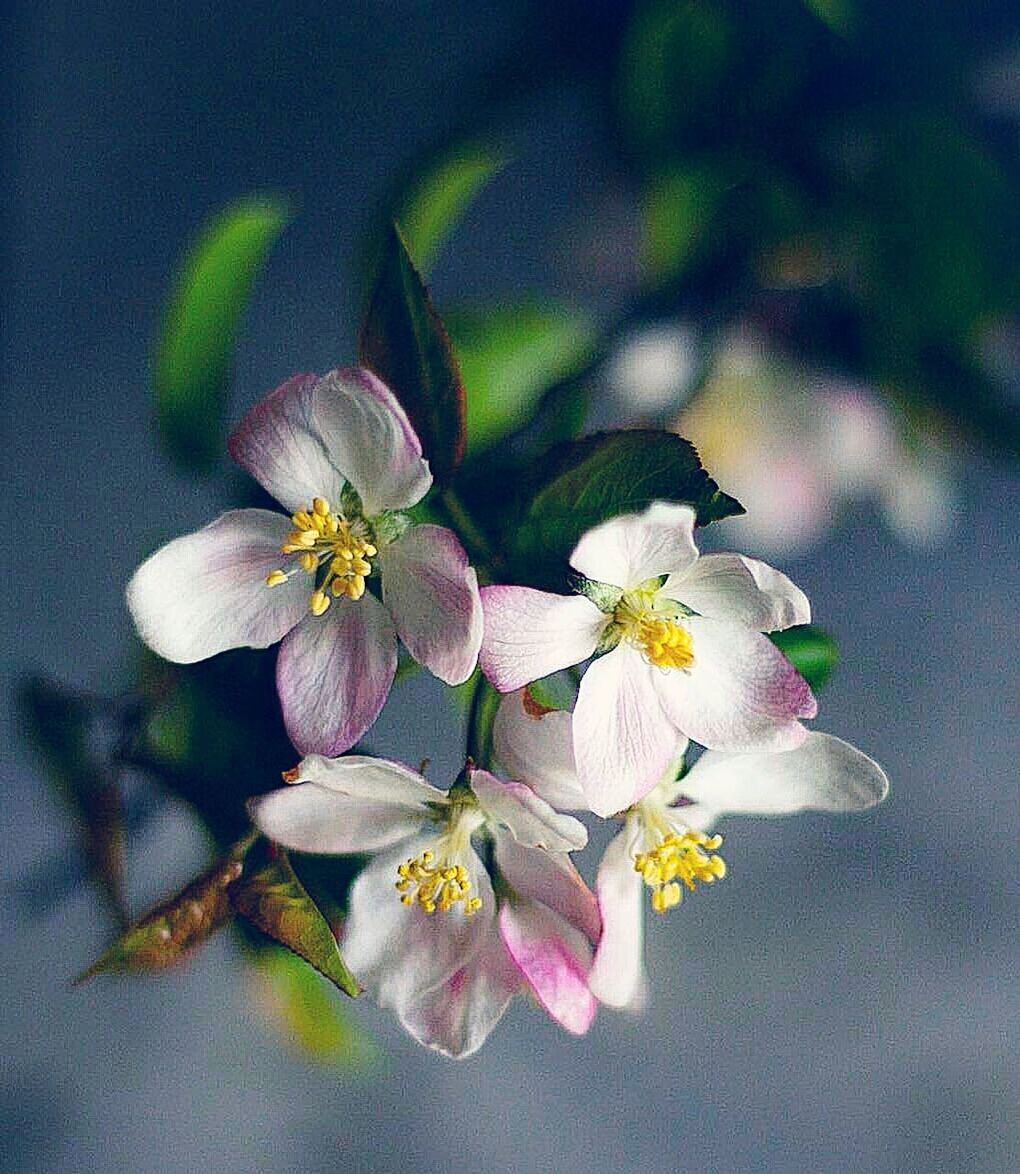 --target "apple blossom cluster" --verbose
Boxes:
[127,367,888,1058]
